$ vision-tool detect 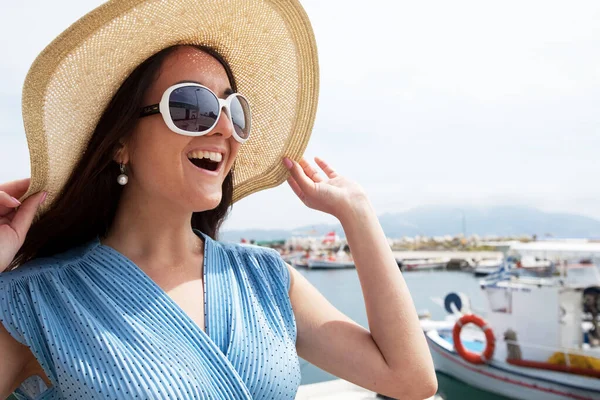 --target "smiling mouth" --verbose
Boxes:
[187,150,223,172]
[189,158,219,171]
